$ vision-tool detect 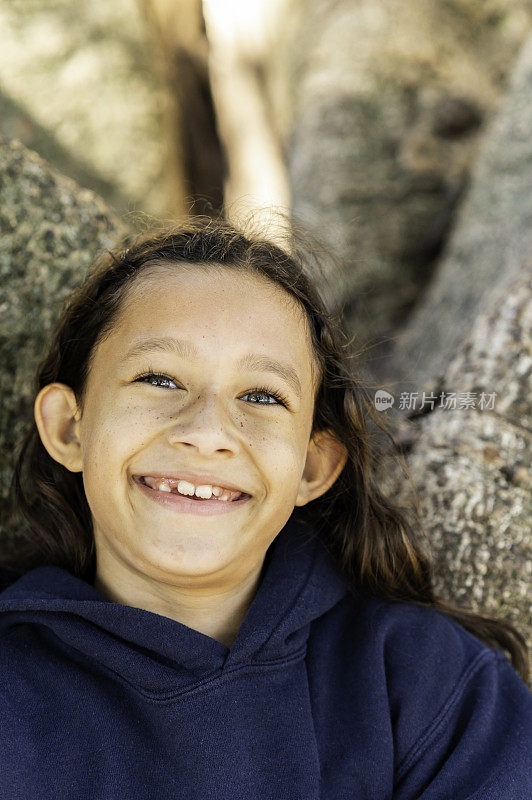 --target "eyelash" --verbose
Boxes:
[132,371,290,408]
